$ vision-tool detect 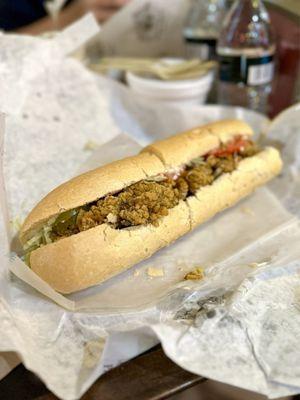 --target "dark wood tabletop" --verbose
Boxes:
[0,346,205,400]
